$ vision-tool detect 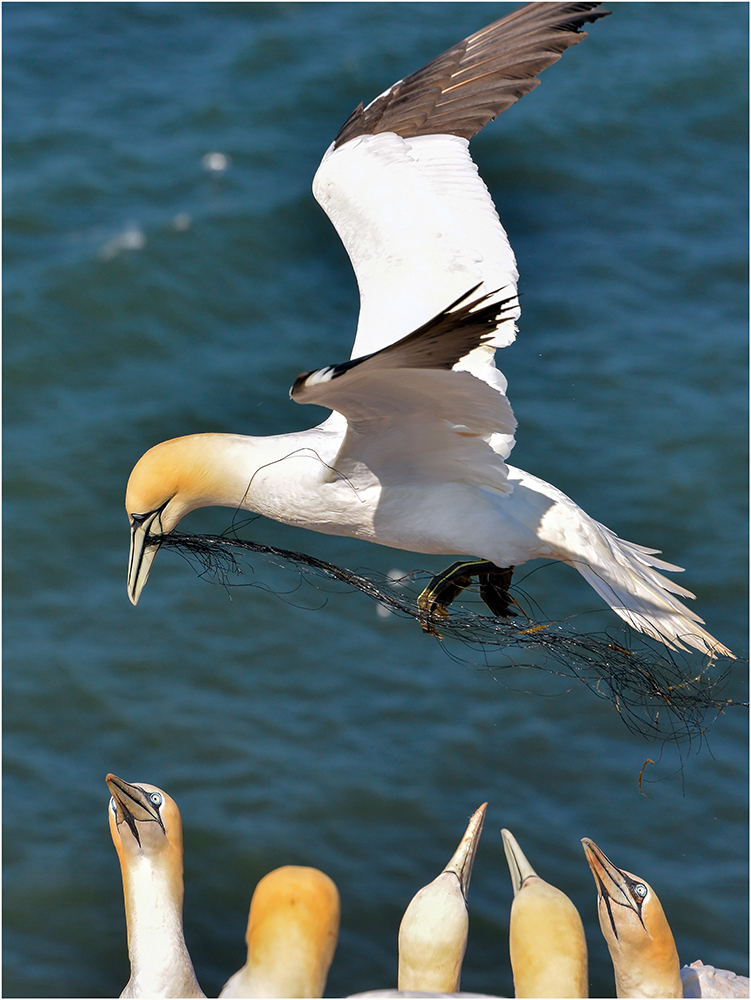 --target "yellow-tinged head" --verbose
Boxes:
[582,837,682,999]
[502,828,588,998]
[125,434,247,605]
[397,803,487,994]
[107,773,185,902]
[220,865,340,998]
[107,774,183,861]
